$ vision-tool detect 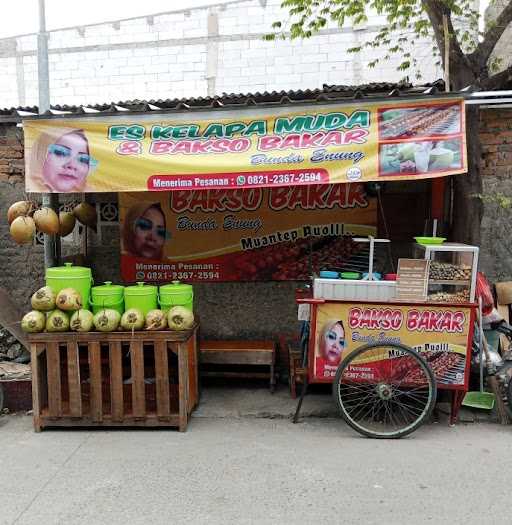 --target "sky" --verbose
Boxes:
[0,0,234,38]
[0,0,491,39]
